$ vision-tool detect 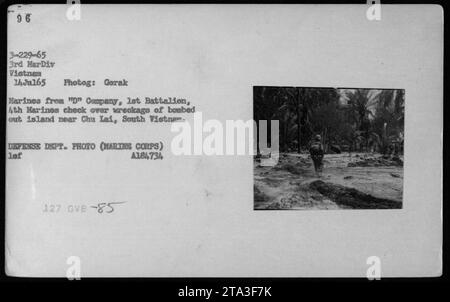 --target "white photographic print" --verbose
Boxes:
[5,4,442,278]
